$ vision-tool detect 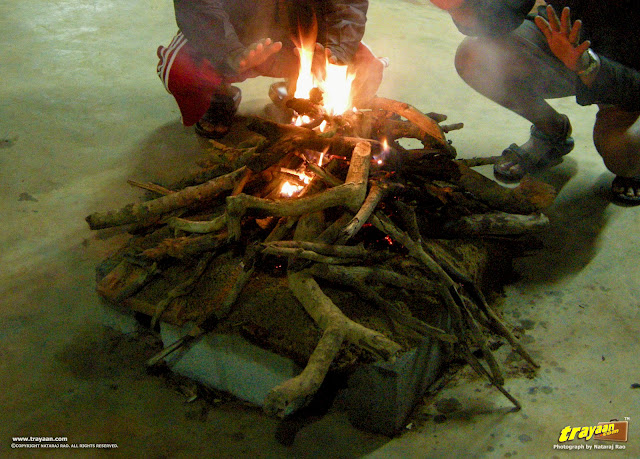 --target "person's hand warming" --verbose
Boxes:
[227,38,283,74]
[534,6,591,72]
